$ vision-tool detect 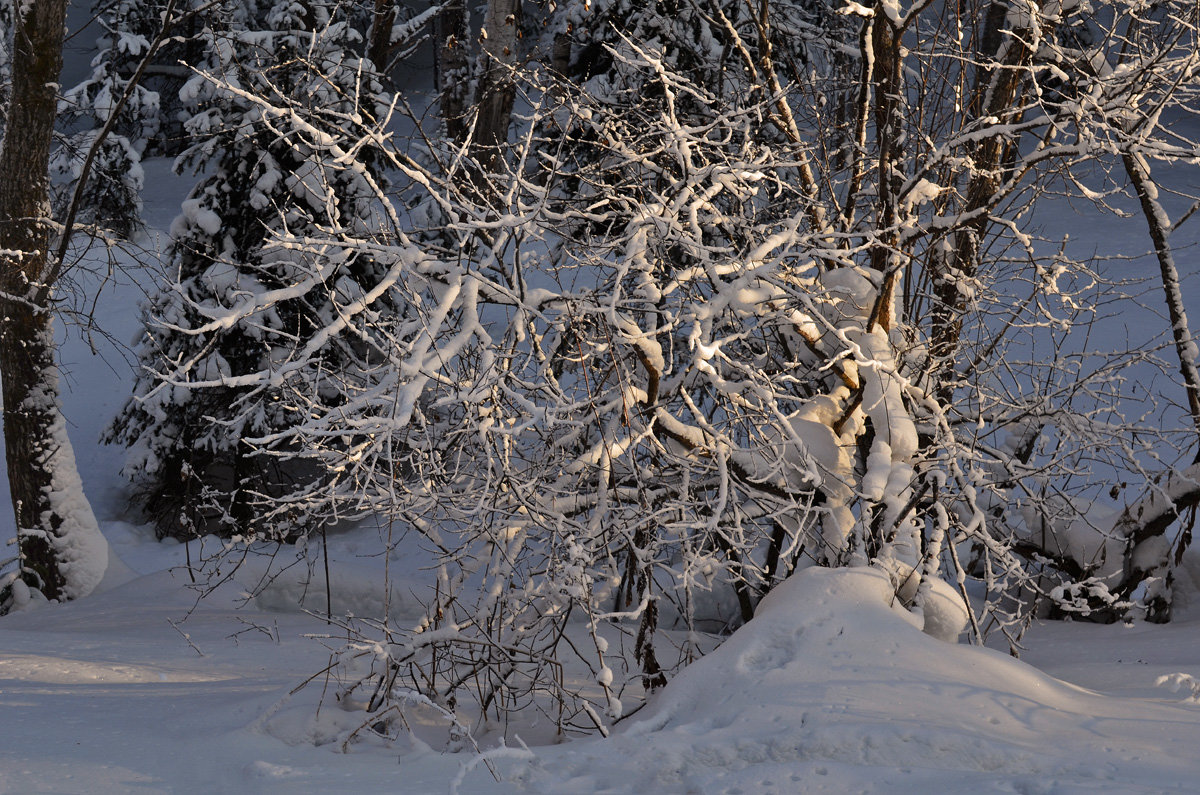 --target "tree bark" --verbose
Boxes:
[0,2,11,139]
[367,0,397,78]
[469,0,521,175]
[0,0,105,605]
[434,0,470,143]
